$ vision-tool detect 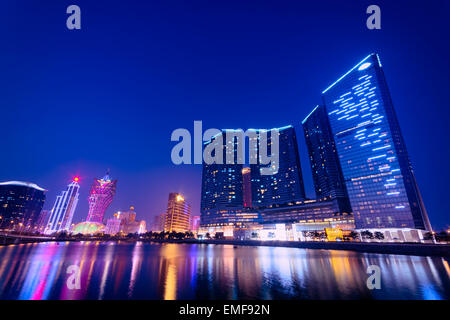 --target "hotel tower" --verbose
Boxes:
[319,53,431,231]
[86,171,117,223]
[45,178,80,234]
[164,193,191,233]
